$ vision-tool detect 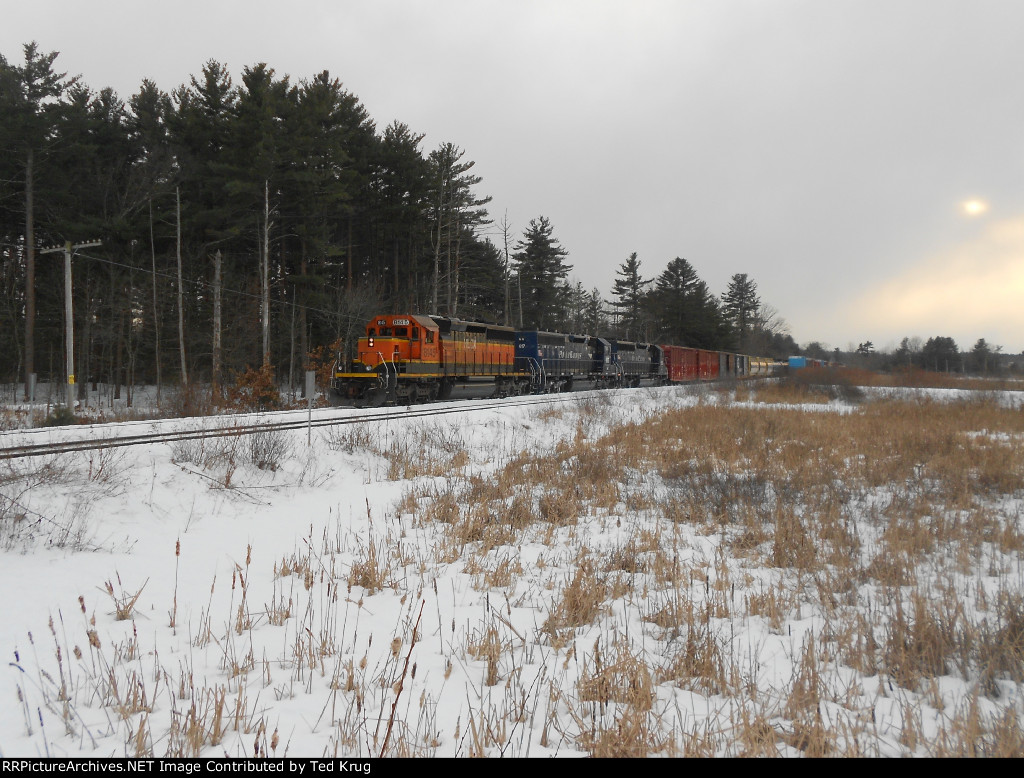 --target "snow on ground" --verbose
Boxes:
[0,384,1022,758]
